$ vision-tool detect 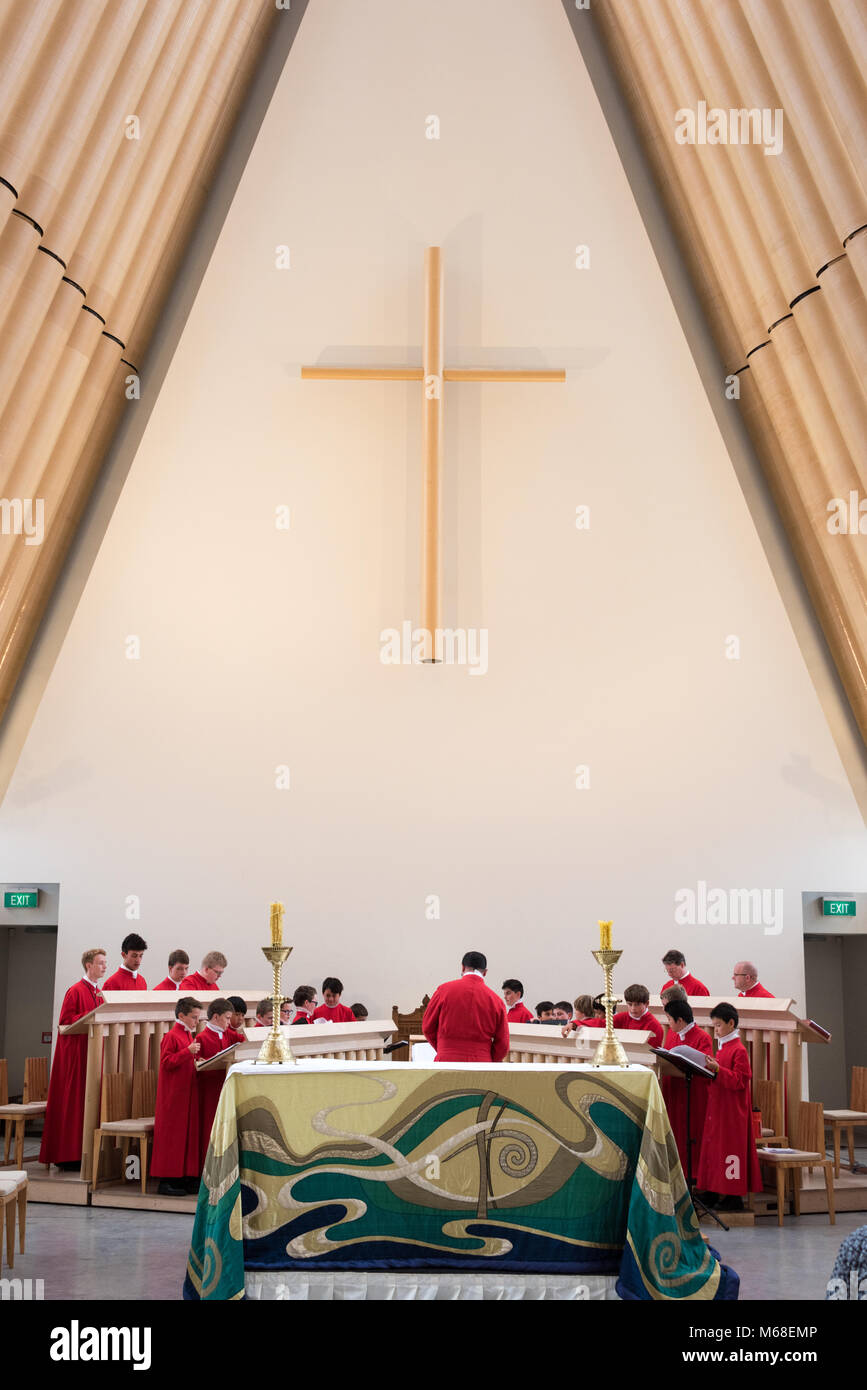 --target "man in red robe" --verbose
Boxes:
[196,998,245,1167]
[39,947,107,1169]
[423,951,510,1062]
[103,933,148,991]
[659,949,709,997]
[180,950,226,992]
[613,984,664,1046]
[154,949,190,991]
[696,1002,763,1211]
[733,961,774,997]
[658,997,713,1179]
[151,997,203,1196]
[312,977,356,1022]
[502,979,534,1024]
